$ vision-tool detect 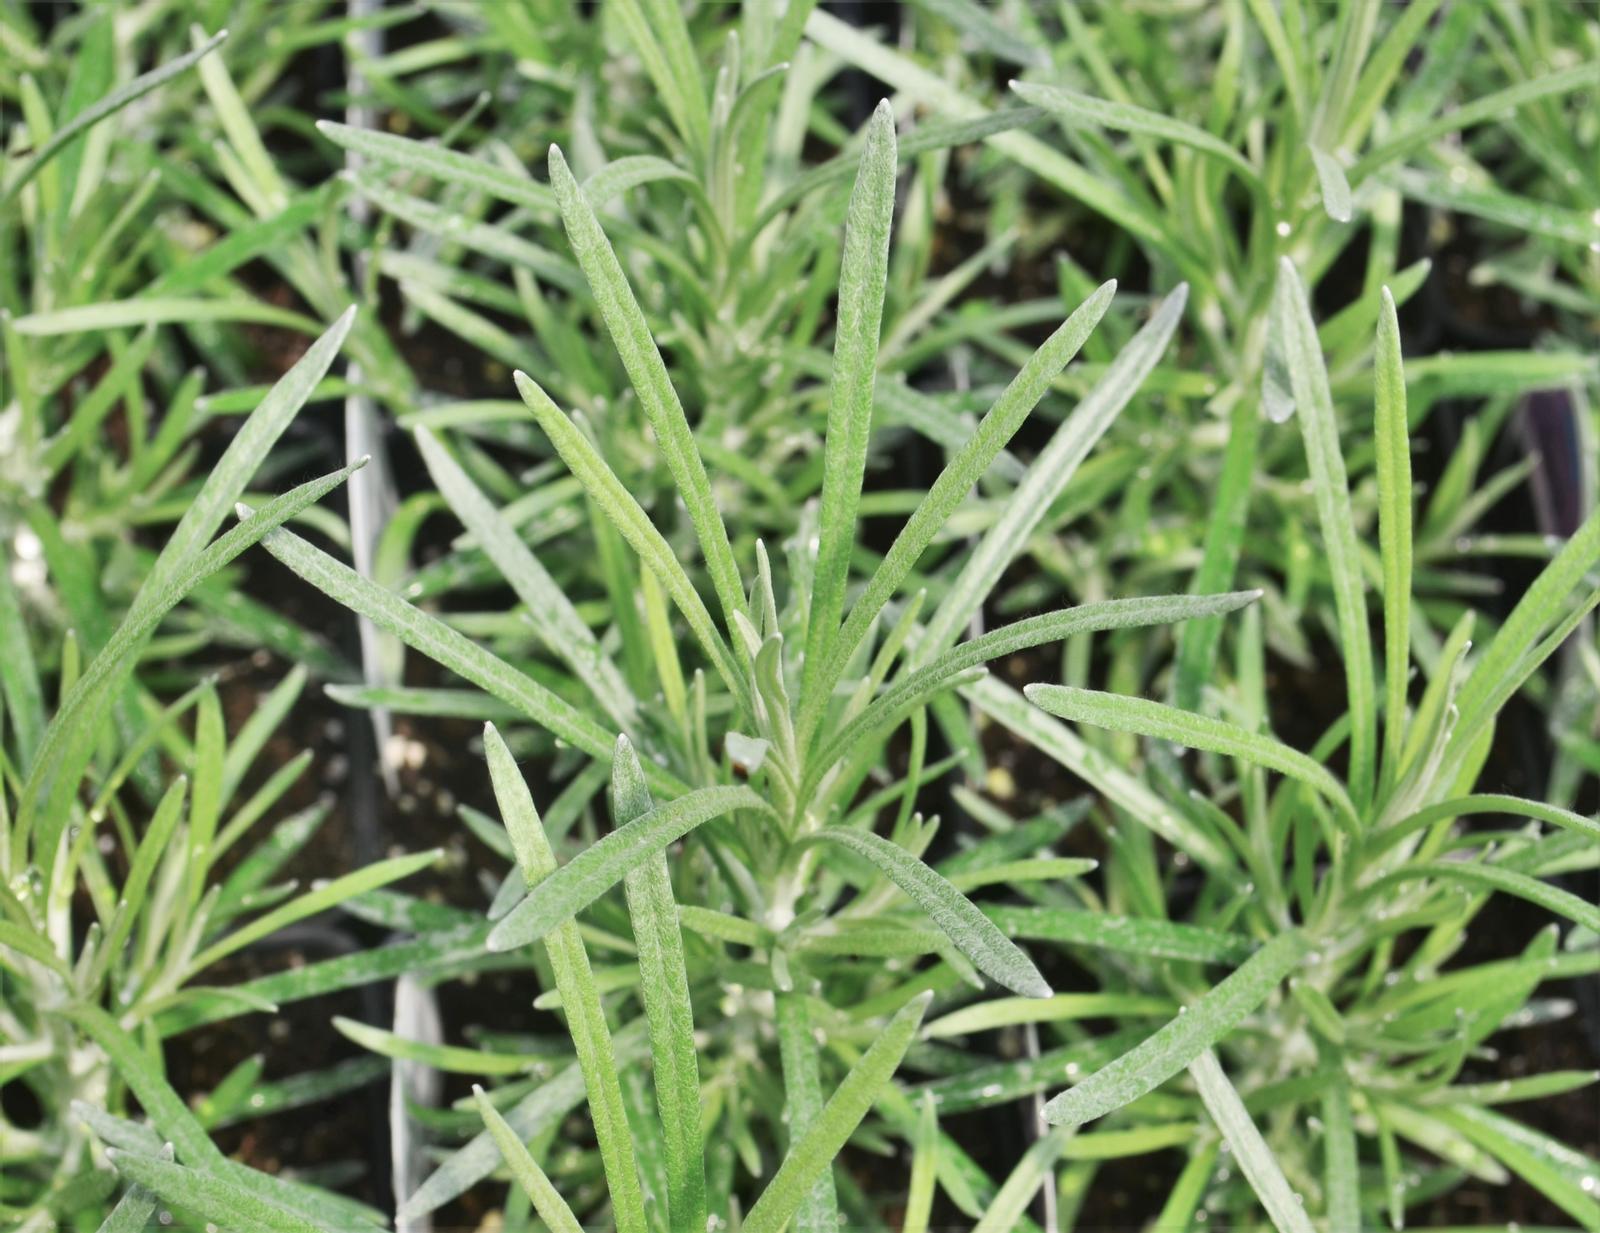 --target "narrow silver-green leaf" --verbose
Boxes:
[101,1152,319,1233]
[1025,685,1359,833]
[1309,145,1353,222]
[776,992,842,1233]
[802,280,1116,737]
[742,993,931,1233]
[1011,80,1259,185]
[2,31,227,205]
[513,371,746,709]
[1273,258,1375,812]
[812,592,1259,785]
[484,724,648,1233]
[416,426,635,727]
[64,1005,223,1167]
[614,736,706,1233]
[916,283,1189,662]
[1364,862,1600,933]
[804,828,1050,998]
[488,782,767,952]
[1189,1051,1317,1233]
[548,145,746,634]
[1374,286,1411,795]
[1043,931,1308,1126]
[473,1087,584,1233]
[804,100,897,711]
